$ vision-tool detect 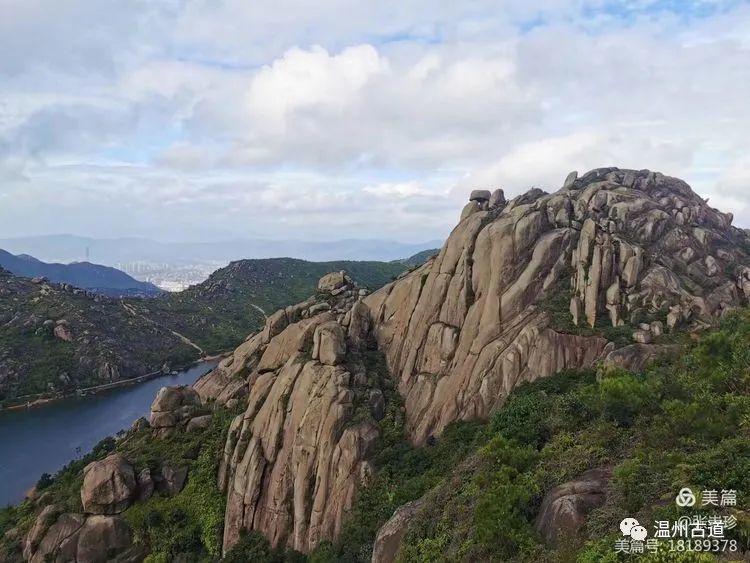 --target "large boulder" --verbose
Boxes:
[27,513,86,563]
[149,385,202,432]
[313,321,347,366]
[318,271,347,293]
[23,504,61,561]
[76,515,137,563]
[371,499,424,563]
[81,454,137,515]
[535,468,611,545]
